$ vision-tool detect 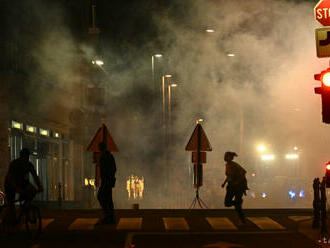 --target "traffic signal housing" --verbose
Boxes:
[315,68,330,124]
[325,161,330,188]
